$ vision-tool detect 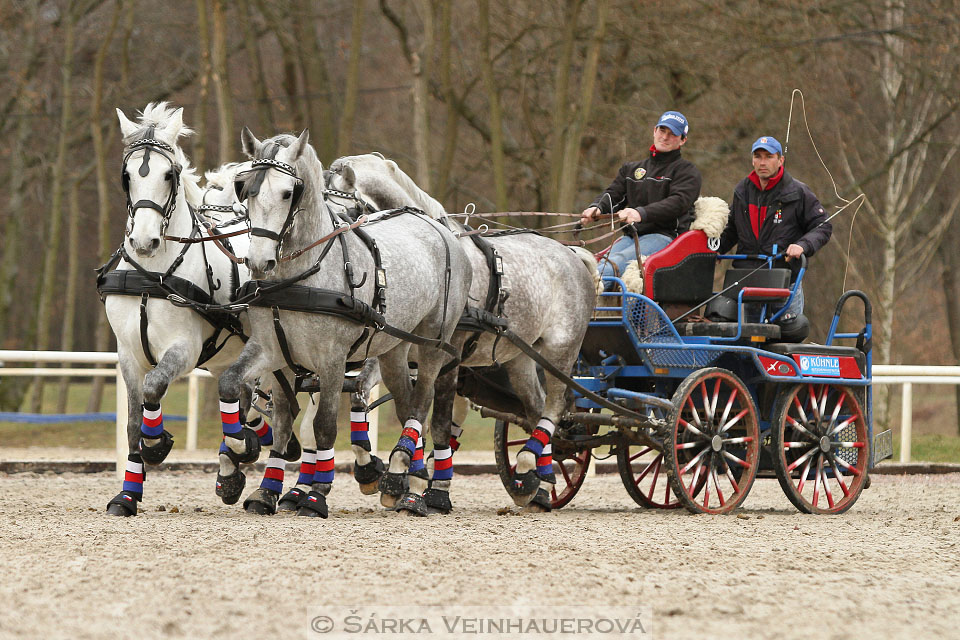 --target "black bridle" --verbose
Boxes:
[120,127,183,237]
[235,147,305,261]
